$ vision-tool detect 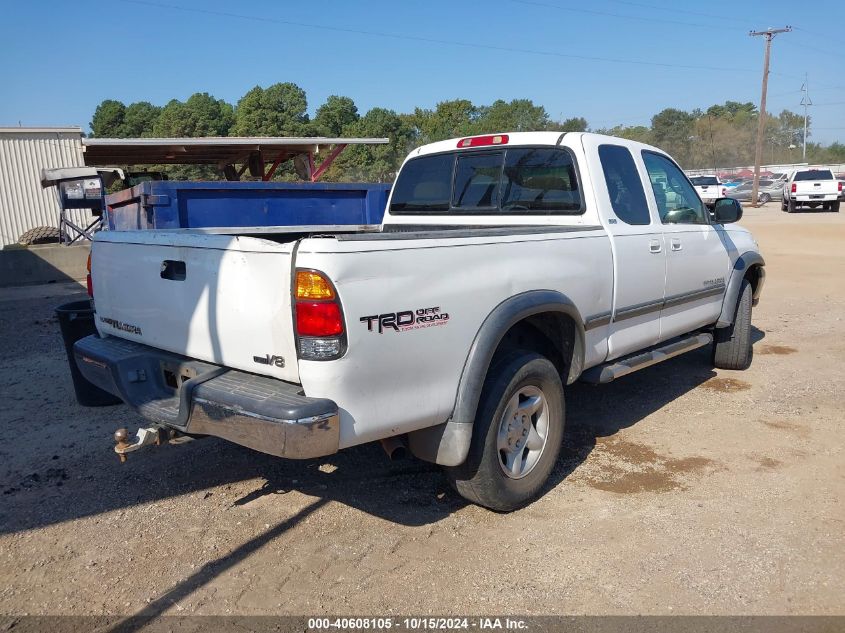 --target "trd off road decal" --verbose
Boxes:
[360,306,450,334]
